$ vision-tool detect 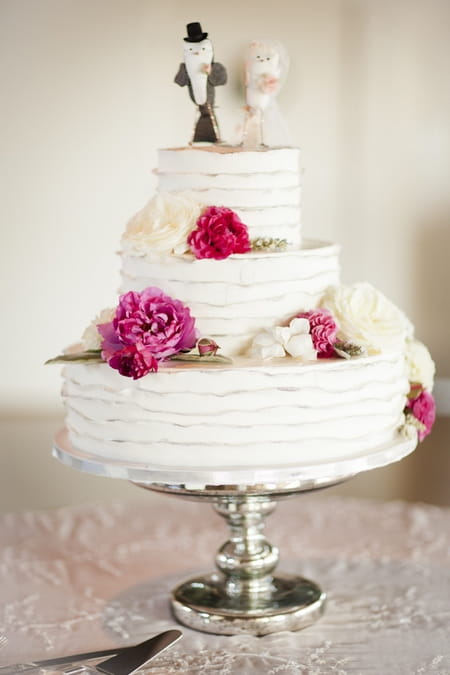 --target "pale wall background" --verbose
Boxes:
[1,0,449,513]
